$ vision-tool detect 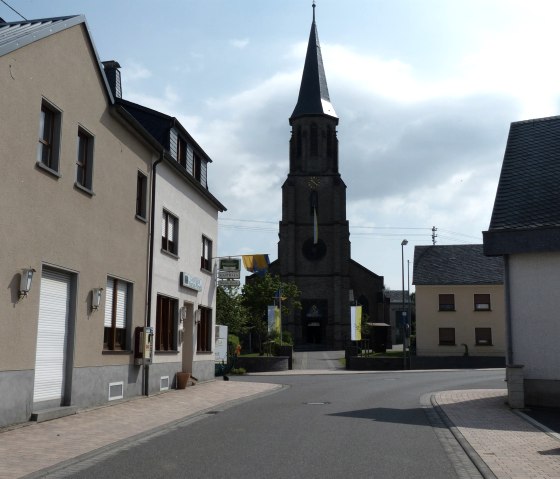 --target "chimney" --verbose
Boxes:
[102,60,122,99]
